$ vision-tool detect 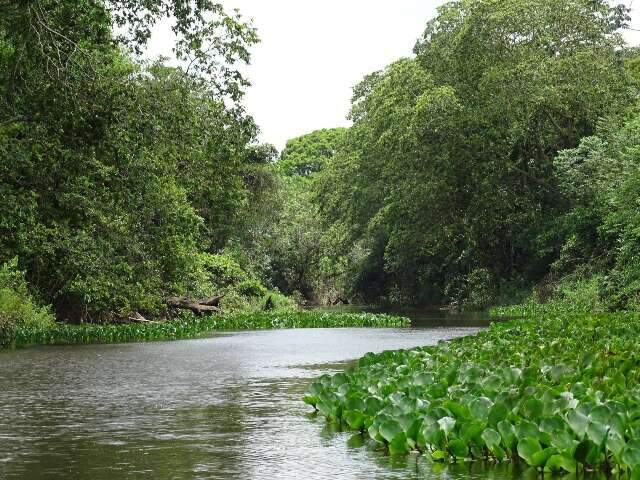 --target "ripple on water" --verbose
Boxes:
[0,323,520,480]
